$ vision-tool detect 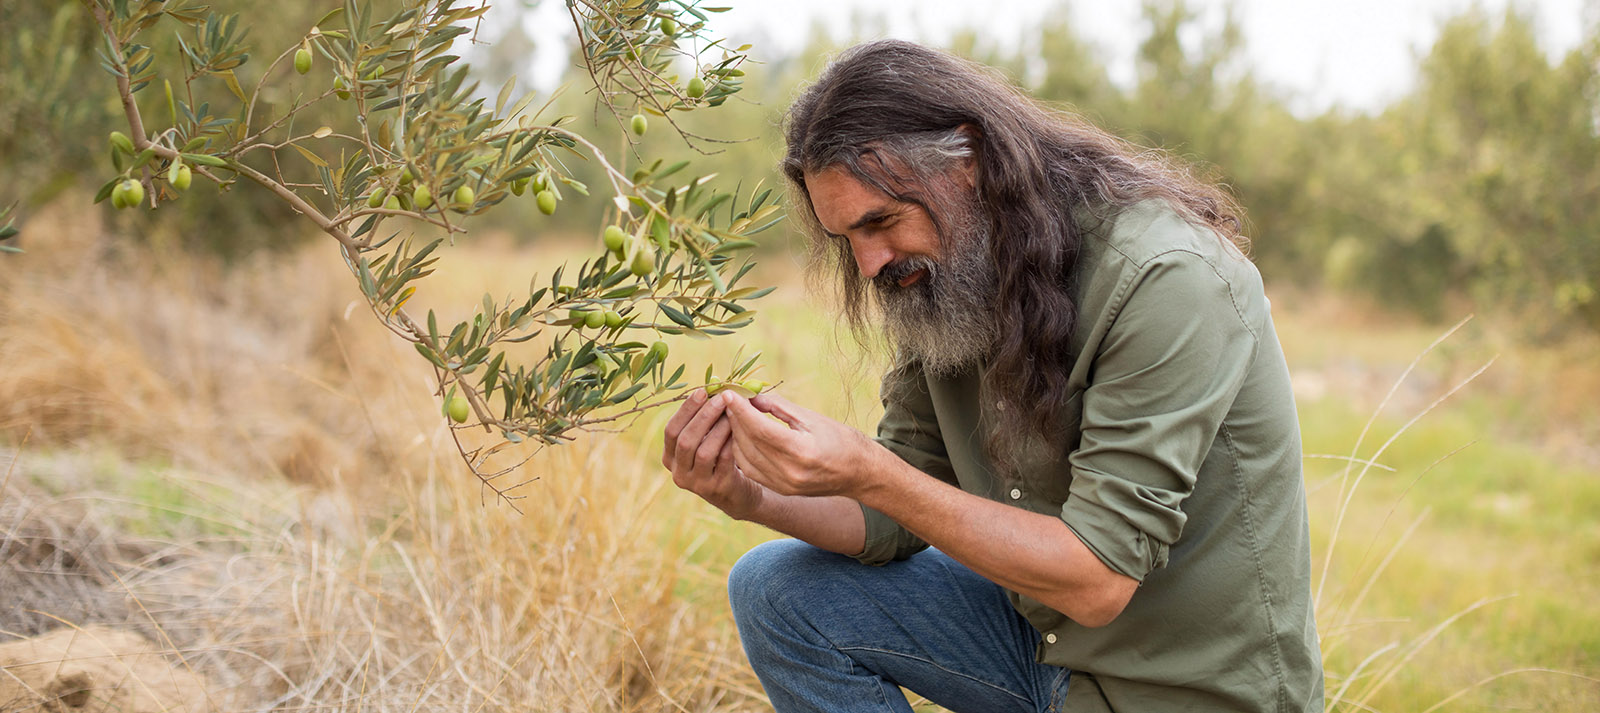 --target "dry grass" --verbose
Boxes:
[0,198,767,711]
